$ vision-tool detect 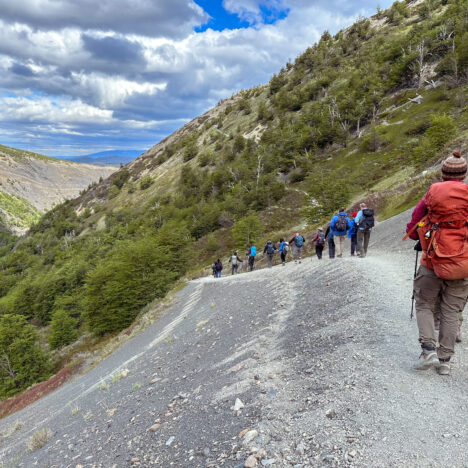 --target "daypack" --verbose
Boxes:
[360,209,375,230]
[250,246,257,256]
[215,261,223,271]
[266,243,275,254]
[316,232,325,245]
[335,215,348,232]
[417,181,468,280]
[295,235,304,247]
[231,255,237,265]
[283,242,289,253]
